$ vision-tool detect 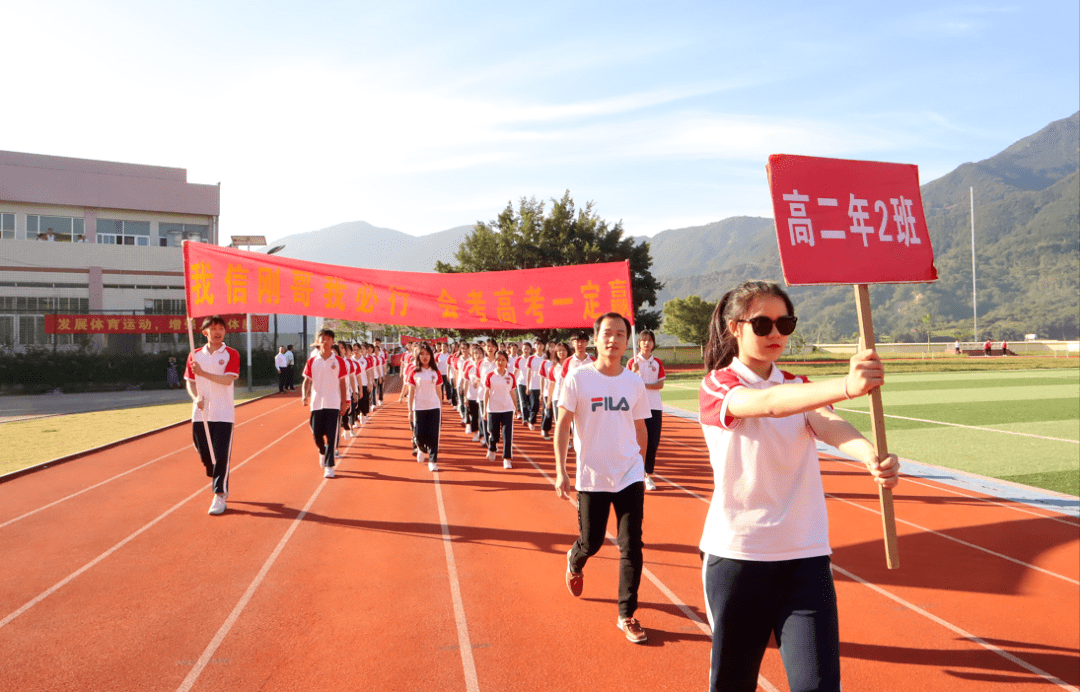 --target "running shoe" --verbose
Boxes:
[503,459,513,469]
[428,461,438,472]
[208,494,226,515]
[324,466,335,478]
[565,549,583,597]
[645,476,657,491]
[486,450,496,461]
[417,450,426,463]
[541,433,551,440]
[465,424,472,434]
[617,617,648,644]
[471,433,479,442]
